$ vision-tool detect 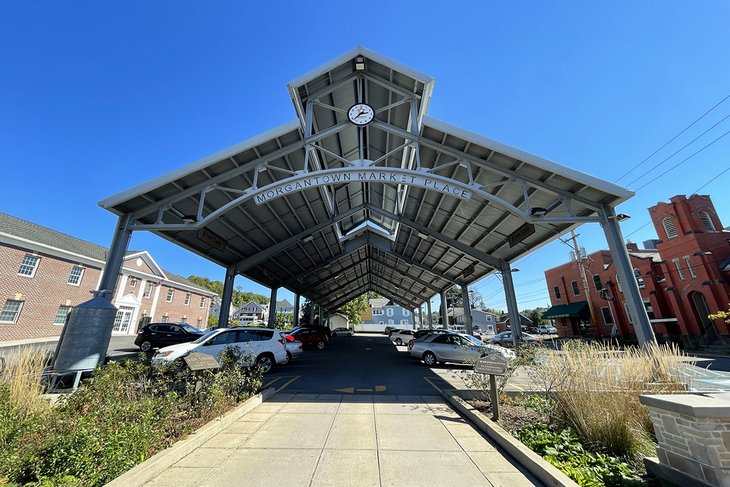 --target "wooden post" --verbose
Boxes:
[489,374,499,421]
